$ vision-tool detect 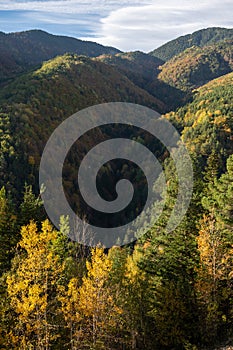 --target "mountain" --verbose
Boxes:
[158,40,233,91]
[96,34,233,109]
[0,28,232,198]
[0,53,164,197]
[150,27,233,61]
[0,29,120,84]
